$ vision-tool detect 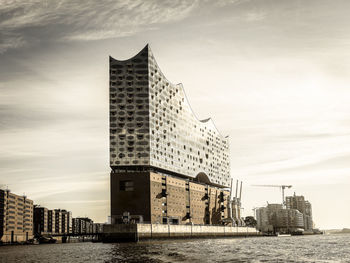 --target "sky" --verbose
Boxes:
[0,0,349,229]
